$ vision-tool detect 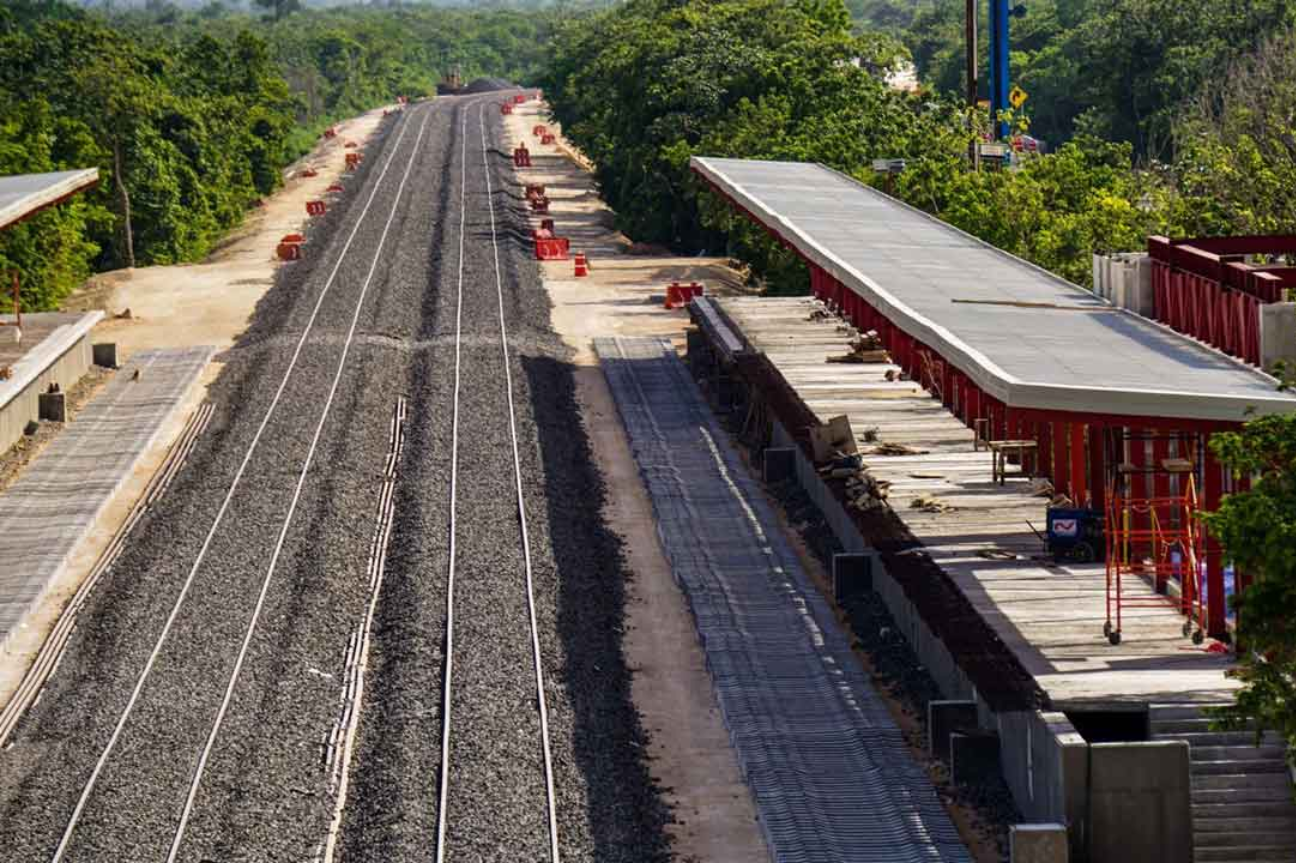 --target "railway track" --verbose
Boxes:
[432,103,561,863]
[2,92,667,863]
[0,402,215,750]
[29,103,432,863]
